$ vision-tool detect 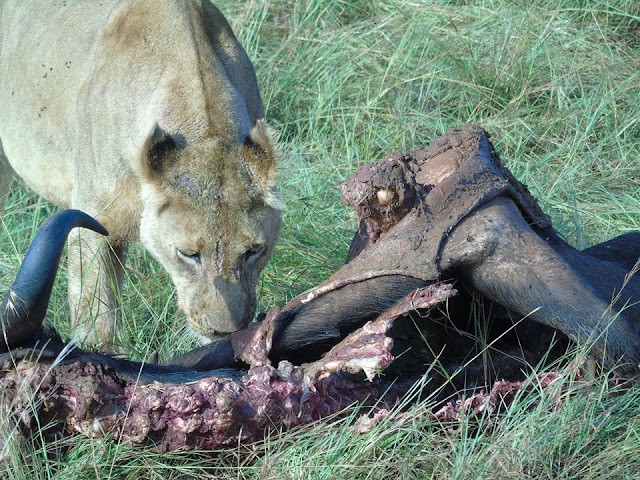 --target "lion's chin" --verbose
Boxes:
[194,331,216,346]
[186,328,214,345]
[189,325,234,346]
[184,304,255,345]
